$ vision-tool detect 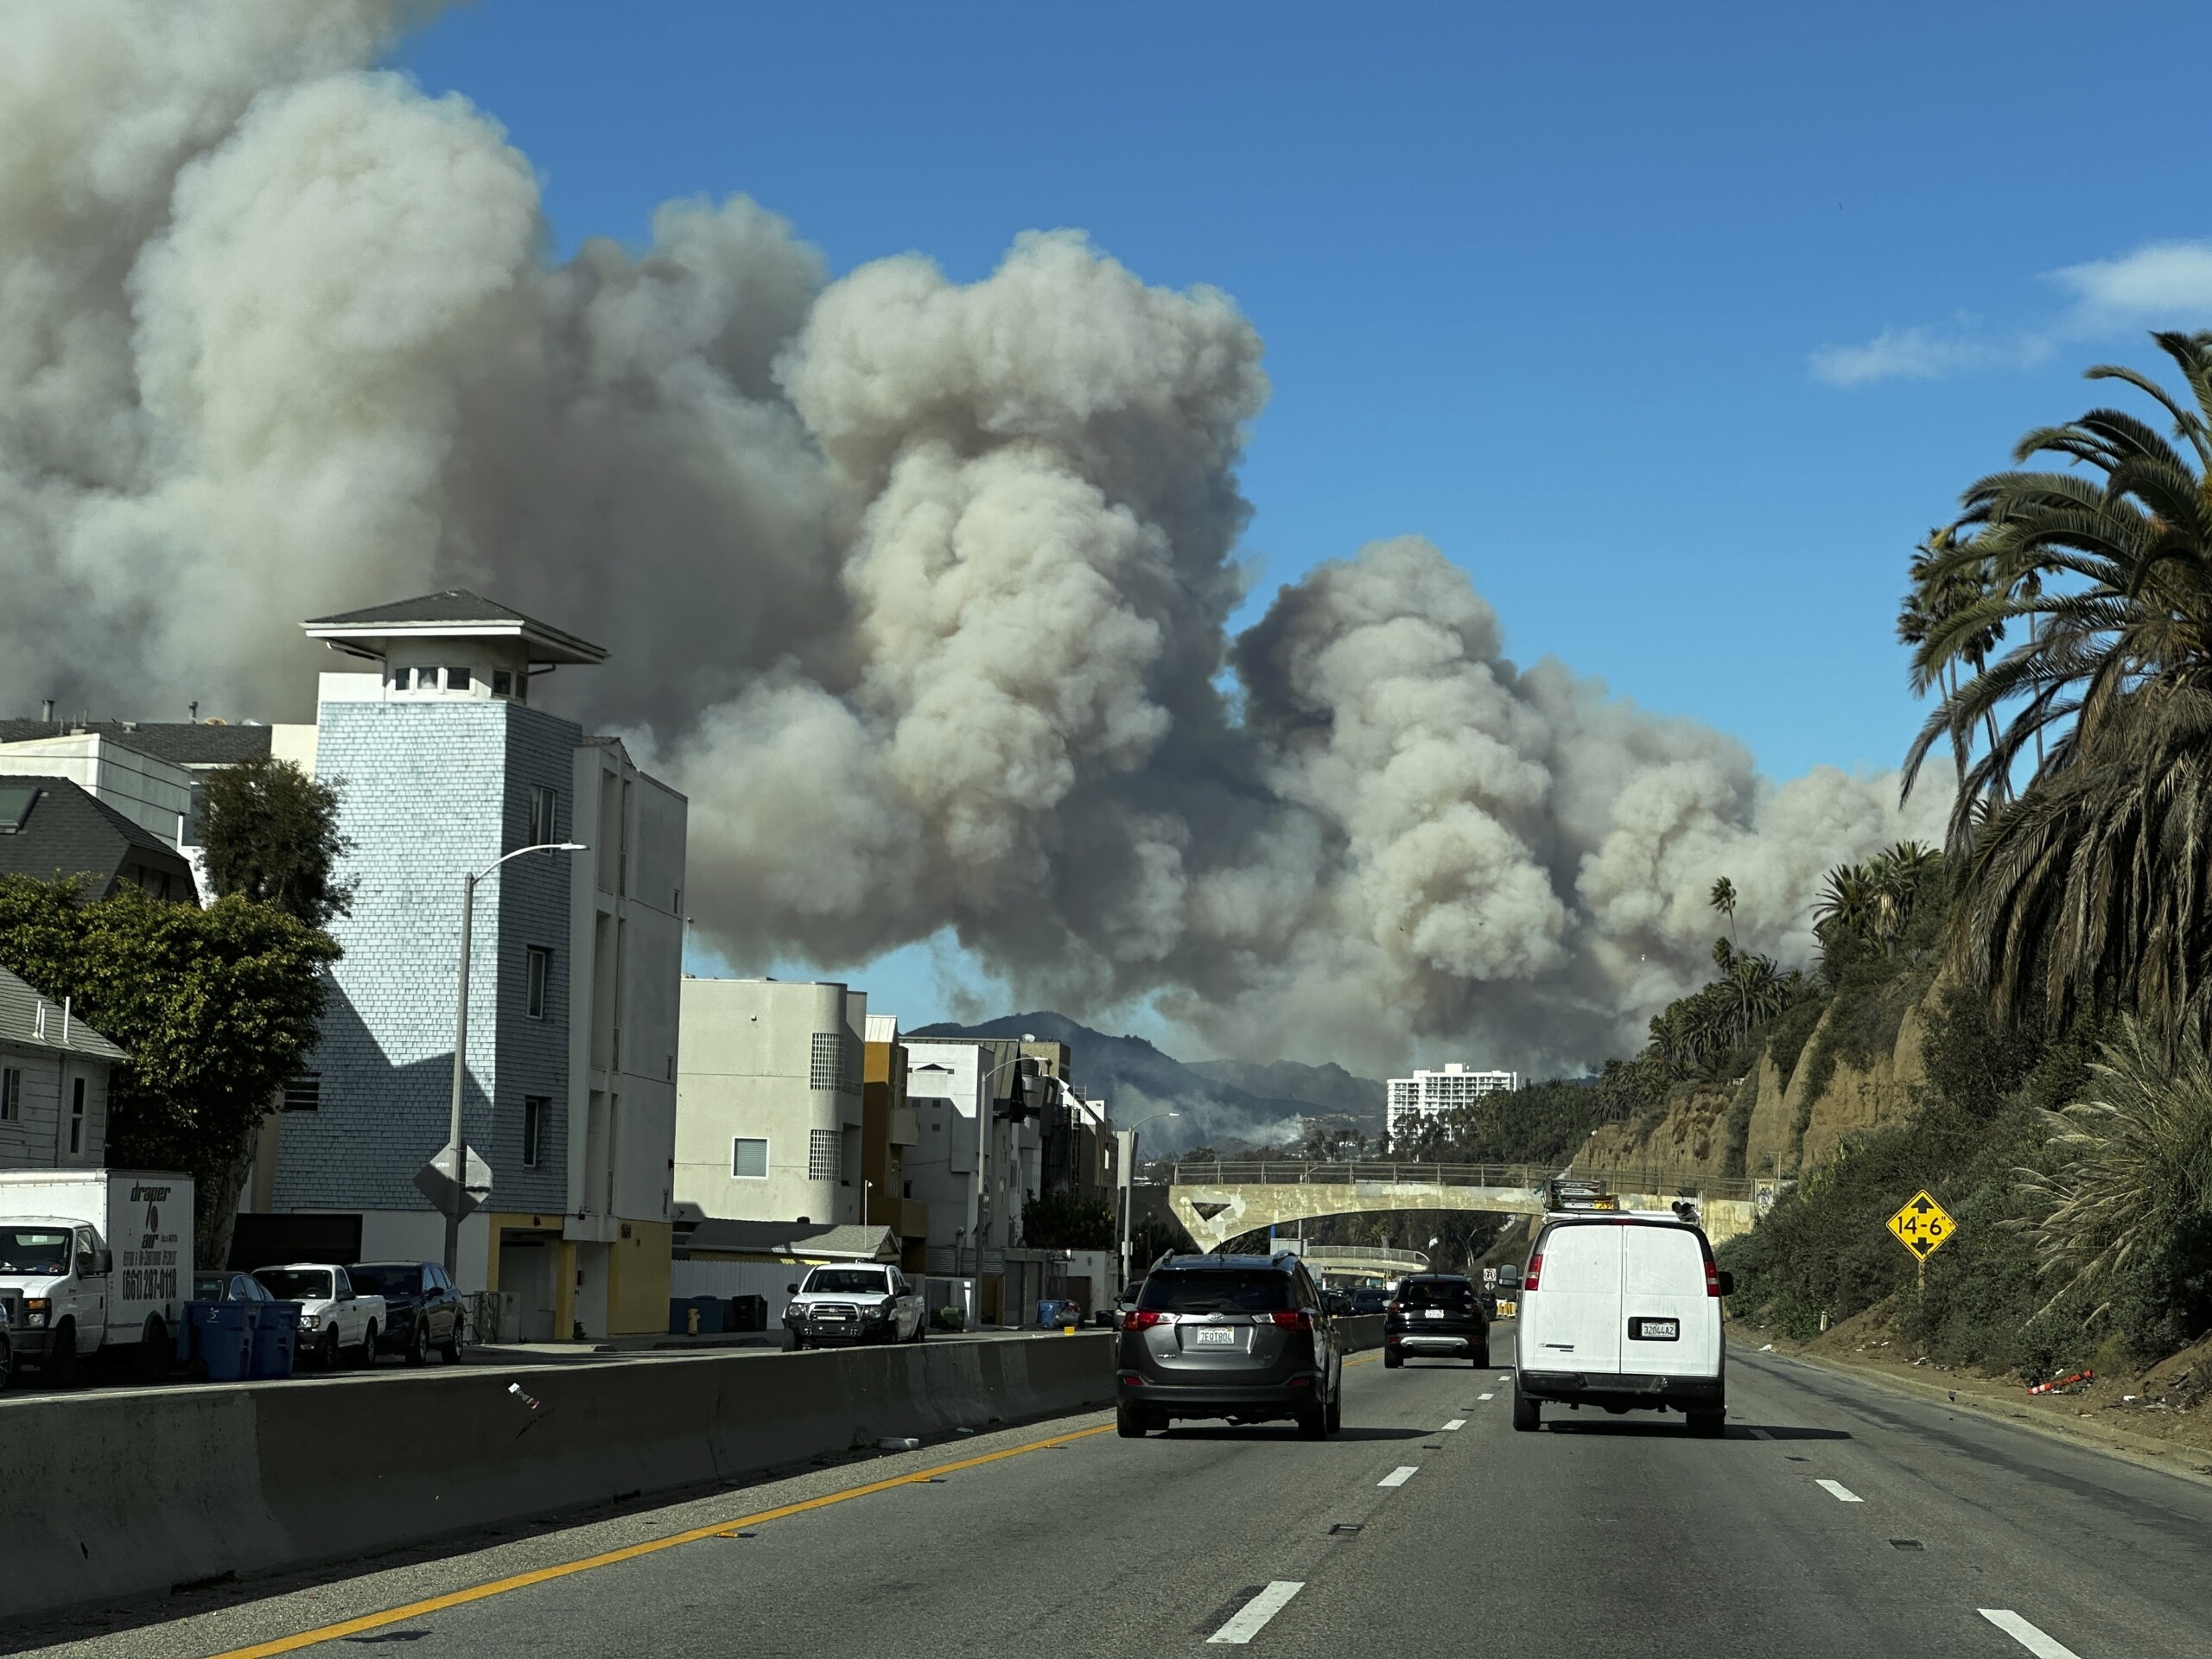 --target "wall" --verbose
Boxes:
[0,1043,107,1171]
[0,1333,1117,1624]
[676,978,865,1226]
[0,734,193,848]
